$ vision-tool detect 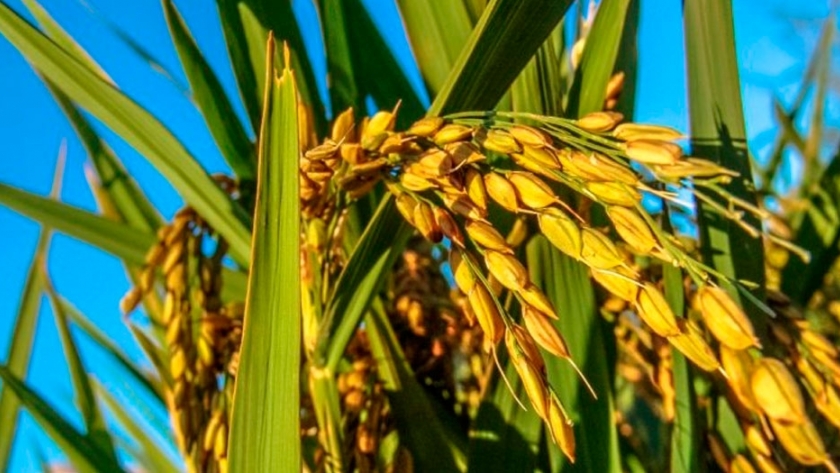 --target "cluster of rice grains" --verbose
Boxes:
[122,179,243,473]
[121,104,840,471]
